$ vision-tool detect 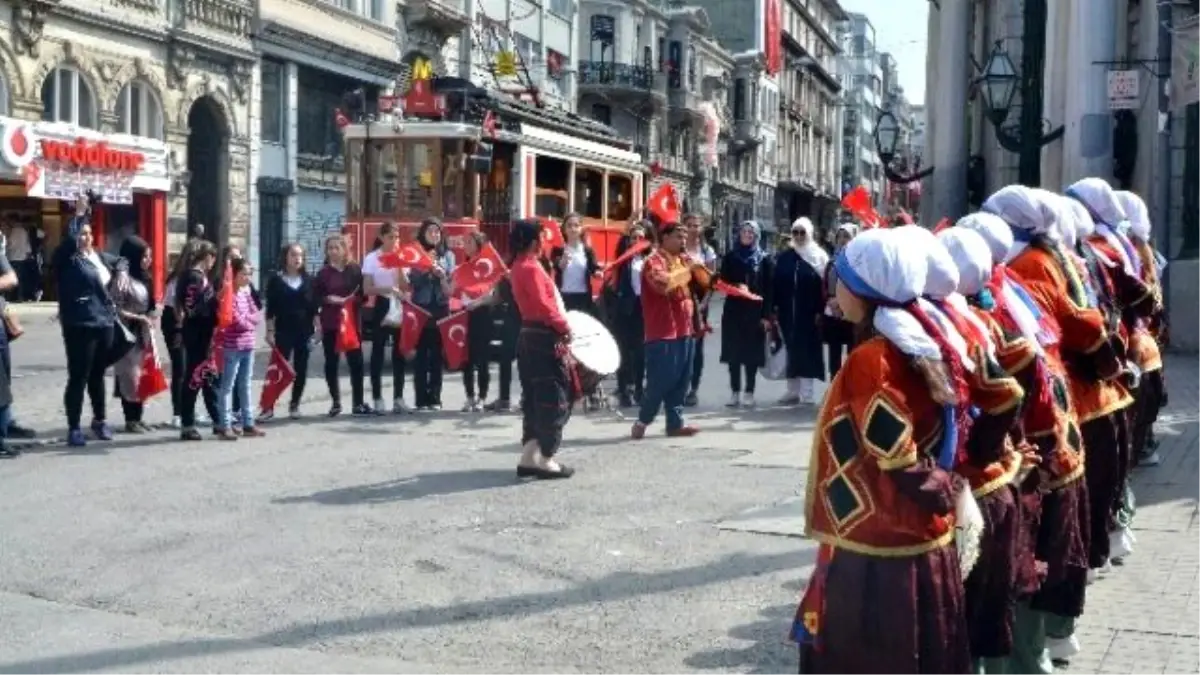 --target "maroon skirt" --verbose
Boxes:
[1081,411,1131,568]
[799,545,971,674]
[1030,479,1089,618]
[963,484,1020,659]
[1131,369,1164,462]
